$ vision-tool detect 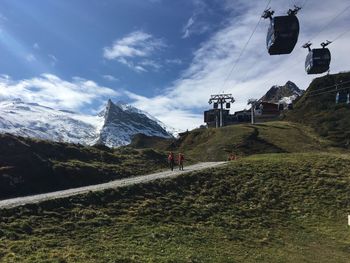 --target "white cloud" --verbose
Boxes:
[139,59,162,71]
[126,0,350,131]
[0,74,118,112]
[103,31,152,59]
[33,43,40,50]
[103,30,165,72]
[0,13,7,22]
[166,58,183,65]
[181,0,214,39]
[182,16,195,39]
[0,74,10,80]
[103,74,119,82]
[26,53,36,62]
[125,91,203,130]
[117,57,147,73]
[48,54,58,66]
